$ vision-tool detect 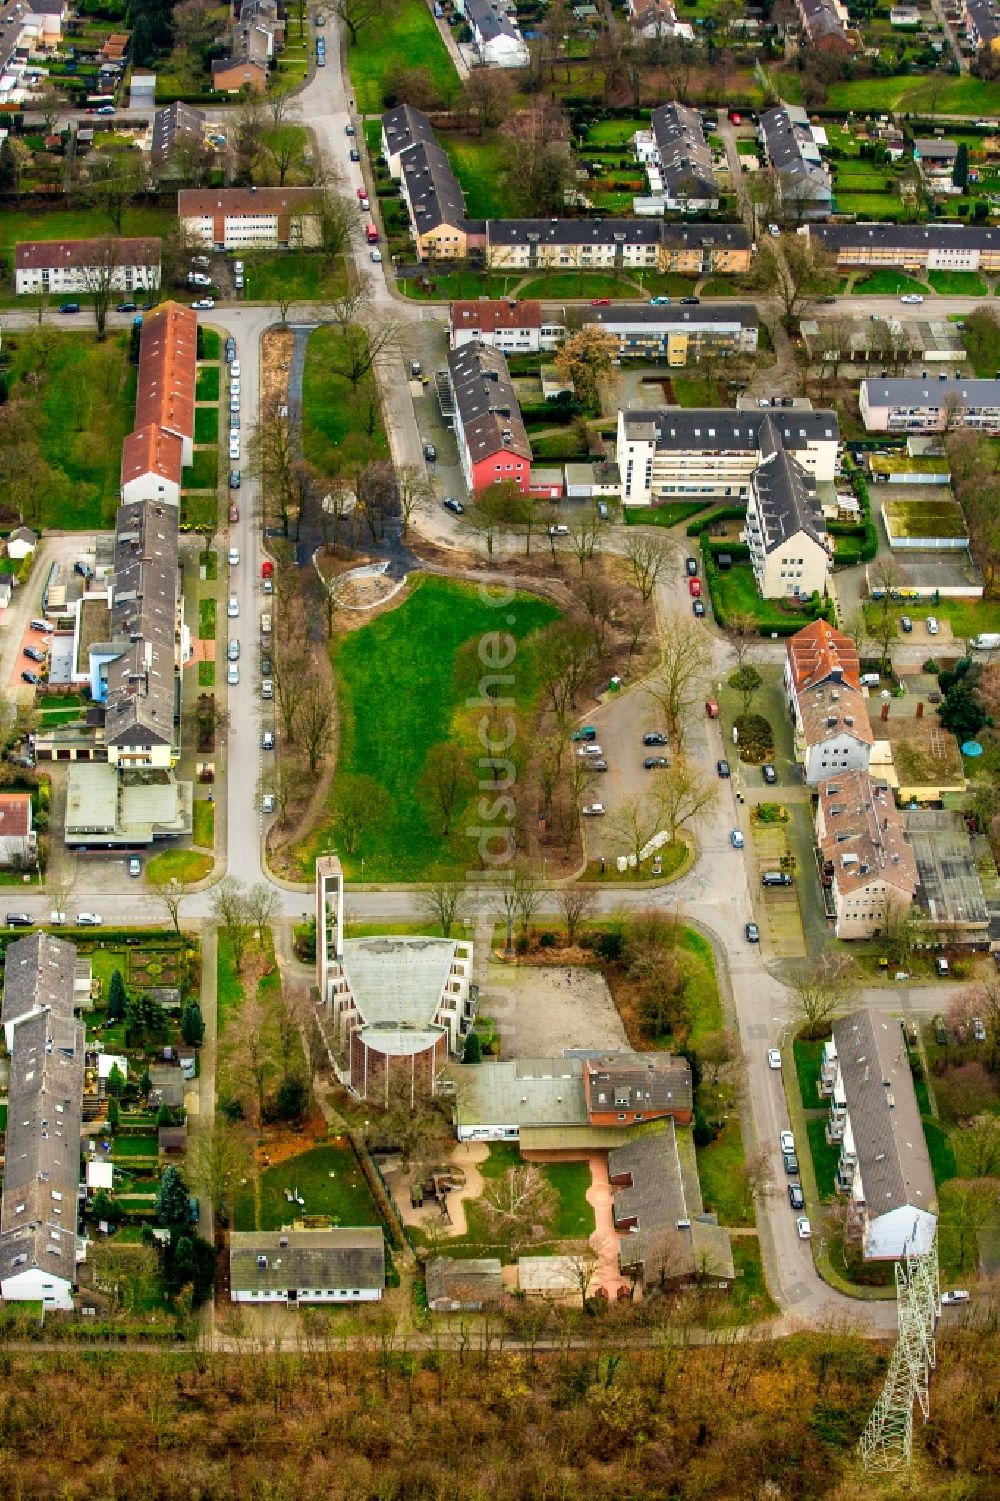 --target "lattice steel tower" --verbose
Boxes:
[859,1228,940,1473]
